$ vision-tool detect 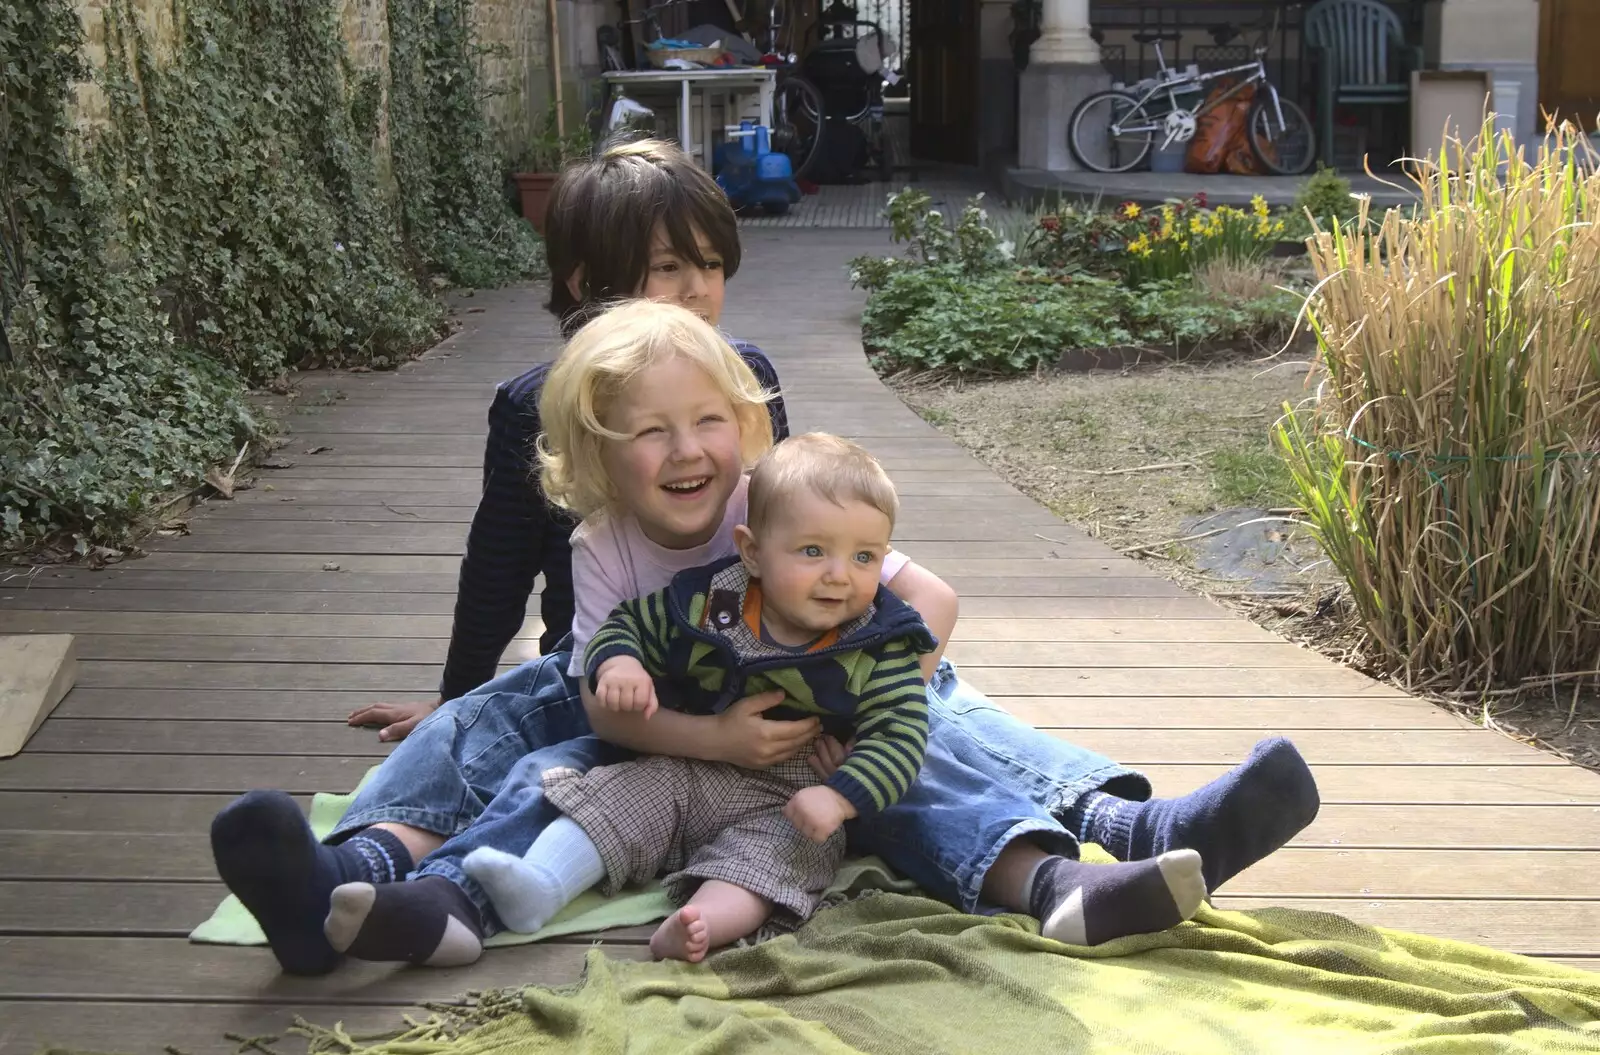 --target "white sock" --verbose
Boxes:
[462,816,606,934]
